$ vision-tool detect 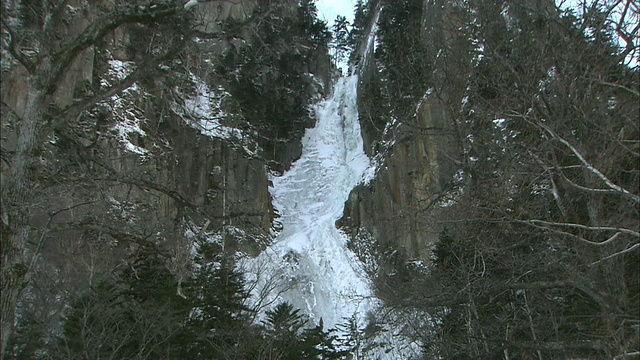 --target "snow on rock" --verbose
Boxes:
[171,73,238,138]
[110,86,149,156]
[170,72,259,157]
[100,60,149,156]
[104,60,135,86]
